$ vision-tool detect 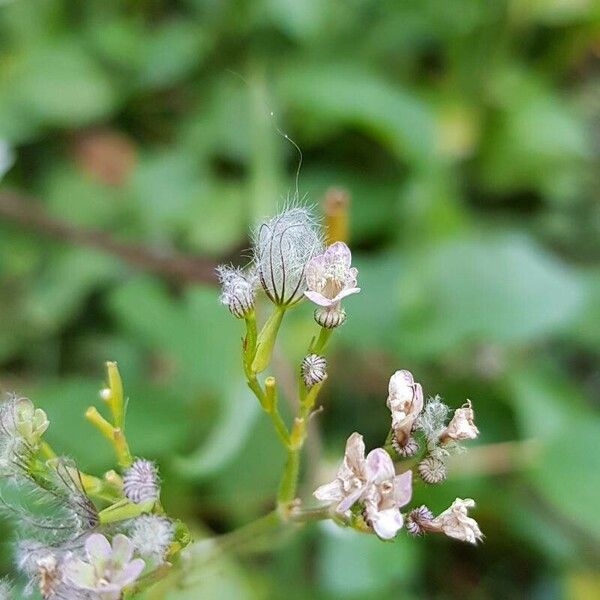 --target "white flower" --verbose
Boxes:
[387,370,424,446]
[123,458,160,504]
[427,498,483,544]
[313,432,412,540]
[304,242,360,308]
[313,432,367,511]
[362,453,412,540]
[64,534,145,600]
[253,207,323,306]
[216,265,257,319]
[440,400,479,443]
